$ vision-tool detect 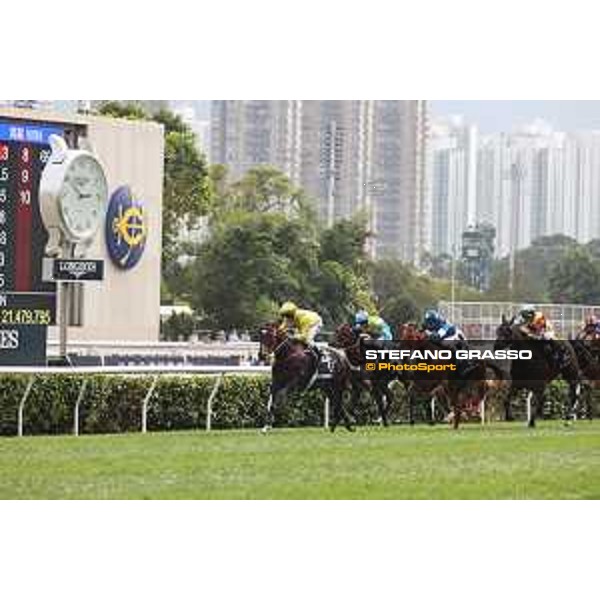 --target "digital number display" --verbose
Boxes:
[0,120,63,366]
[0,308,52,326]
[0,121,61,295]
